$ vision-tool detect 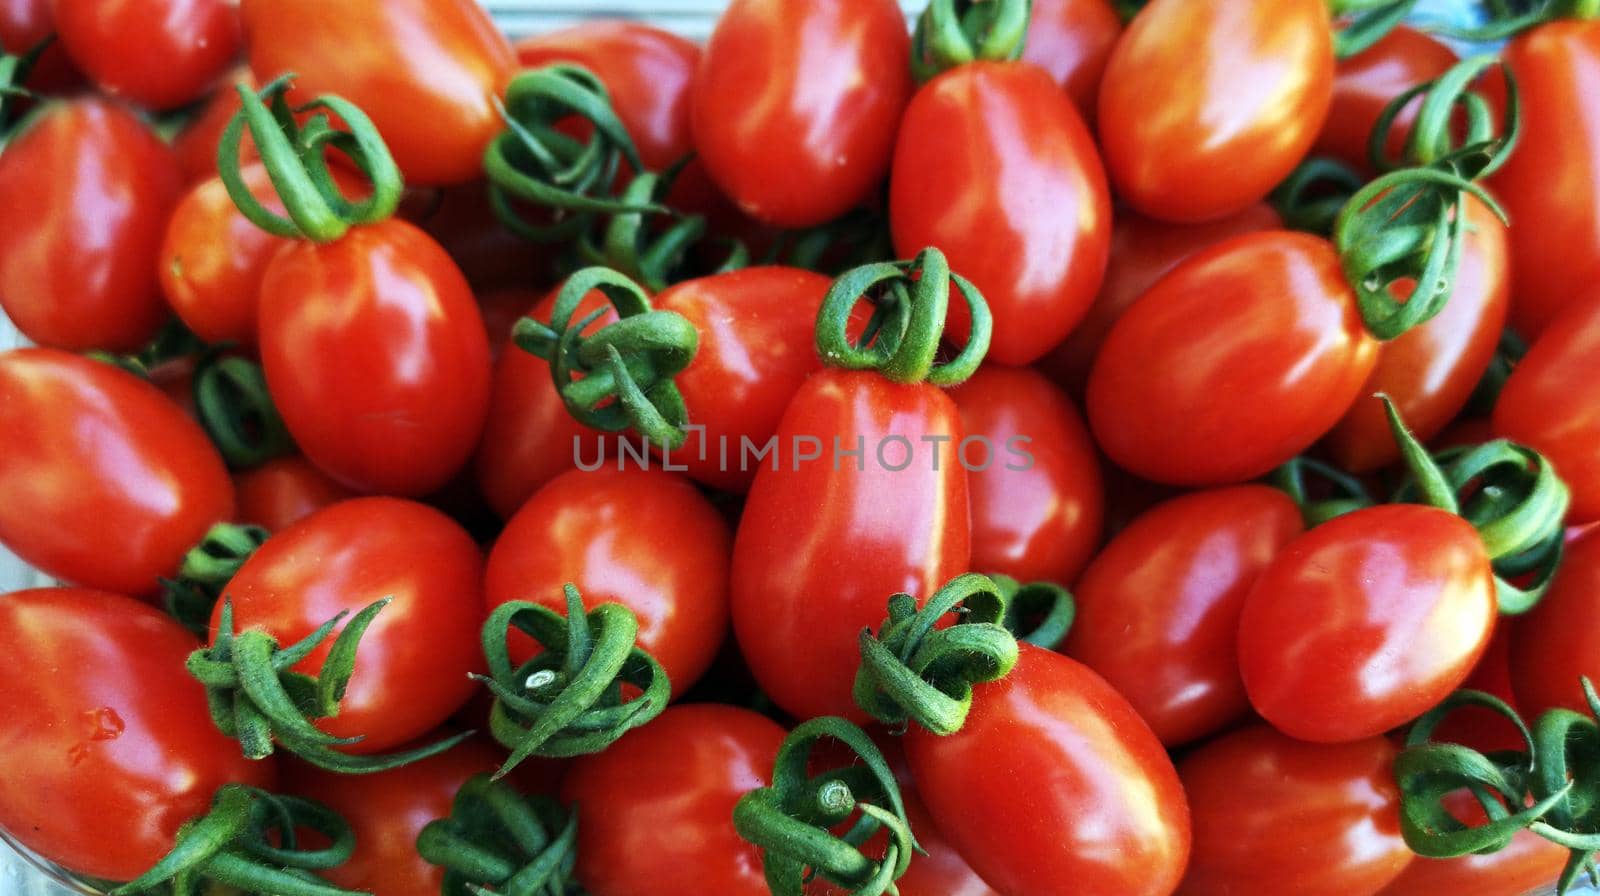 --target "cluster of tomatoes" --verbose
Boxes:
[3,0,1600,894]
